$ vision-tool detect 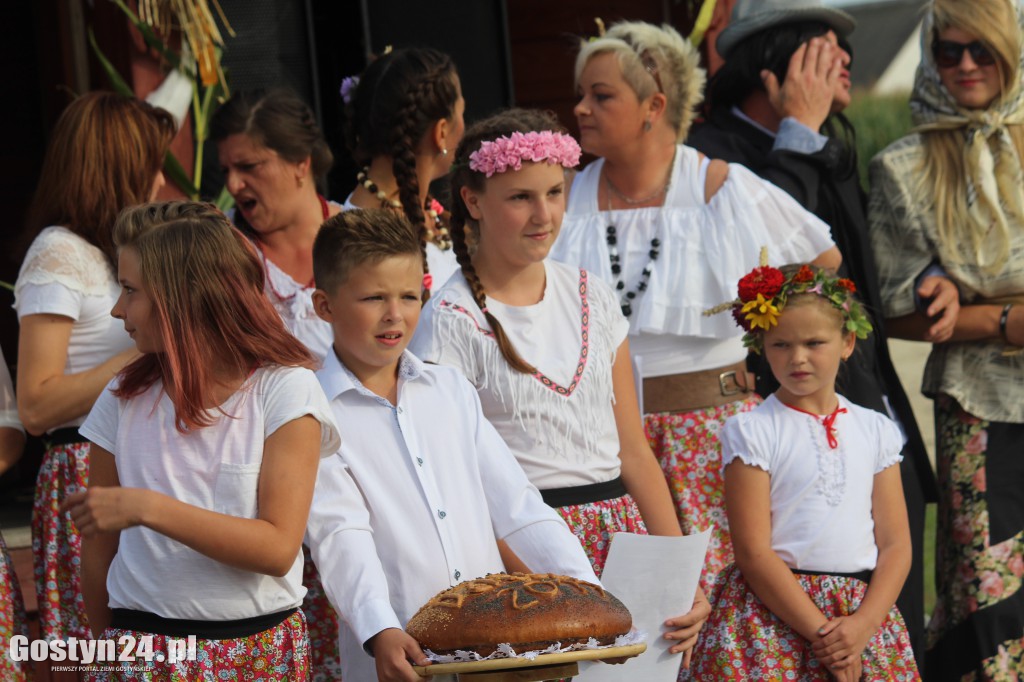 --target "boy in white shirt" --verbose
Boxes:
[305,208,600,682]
